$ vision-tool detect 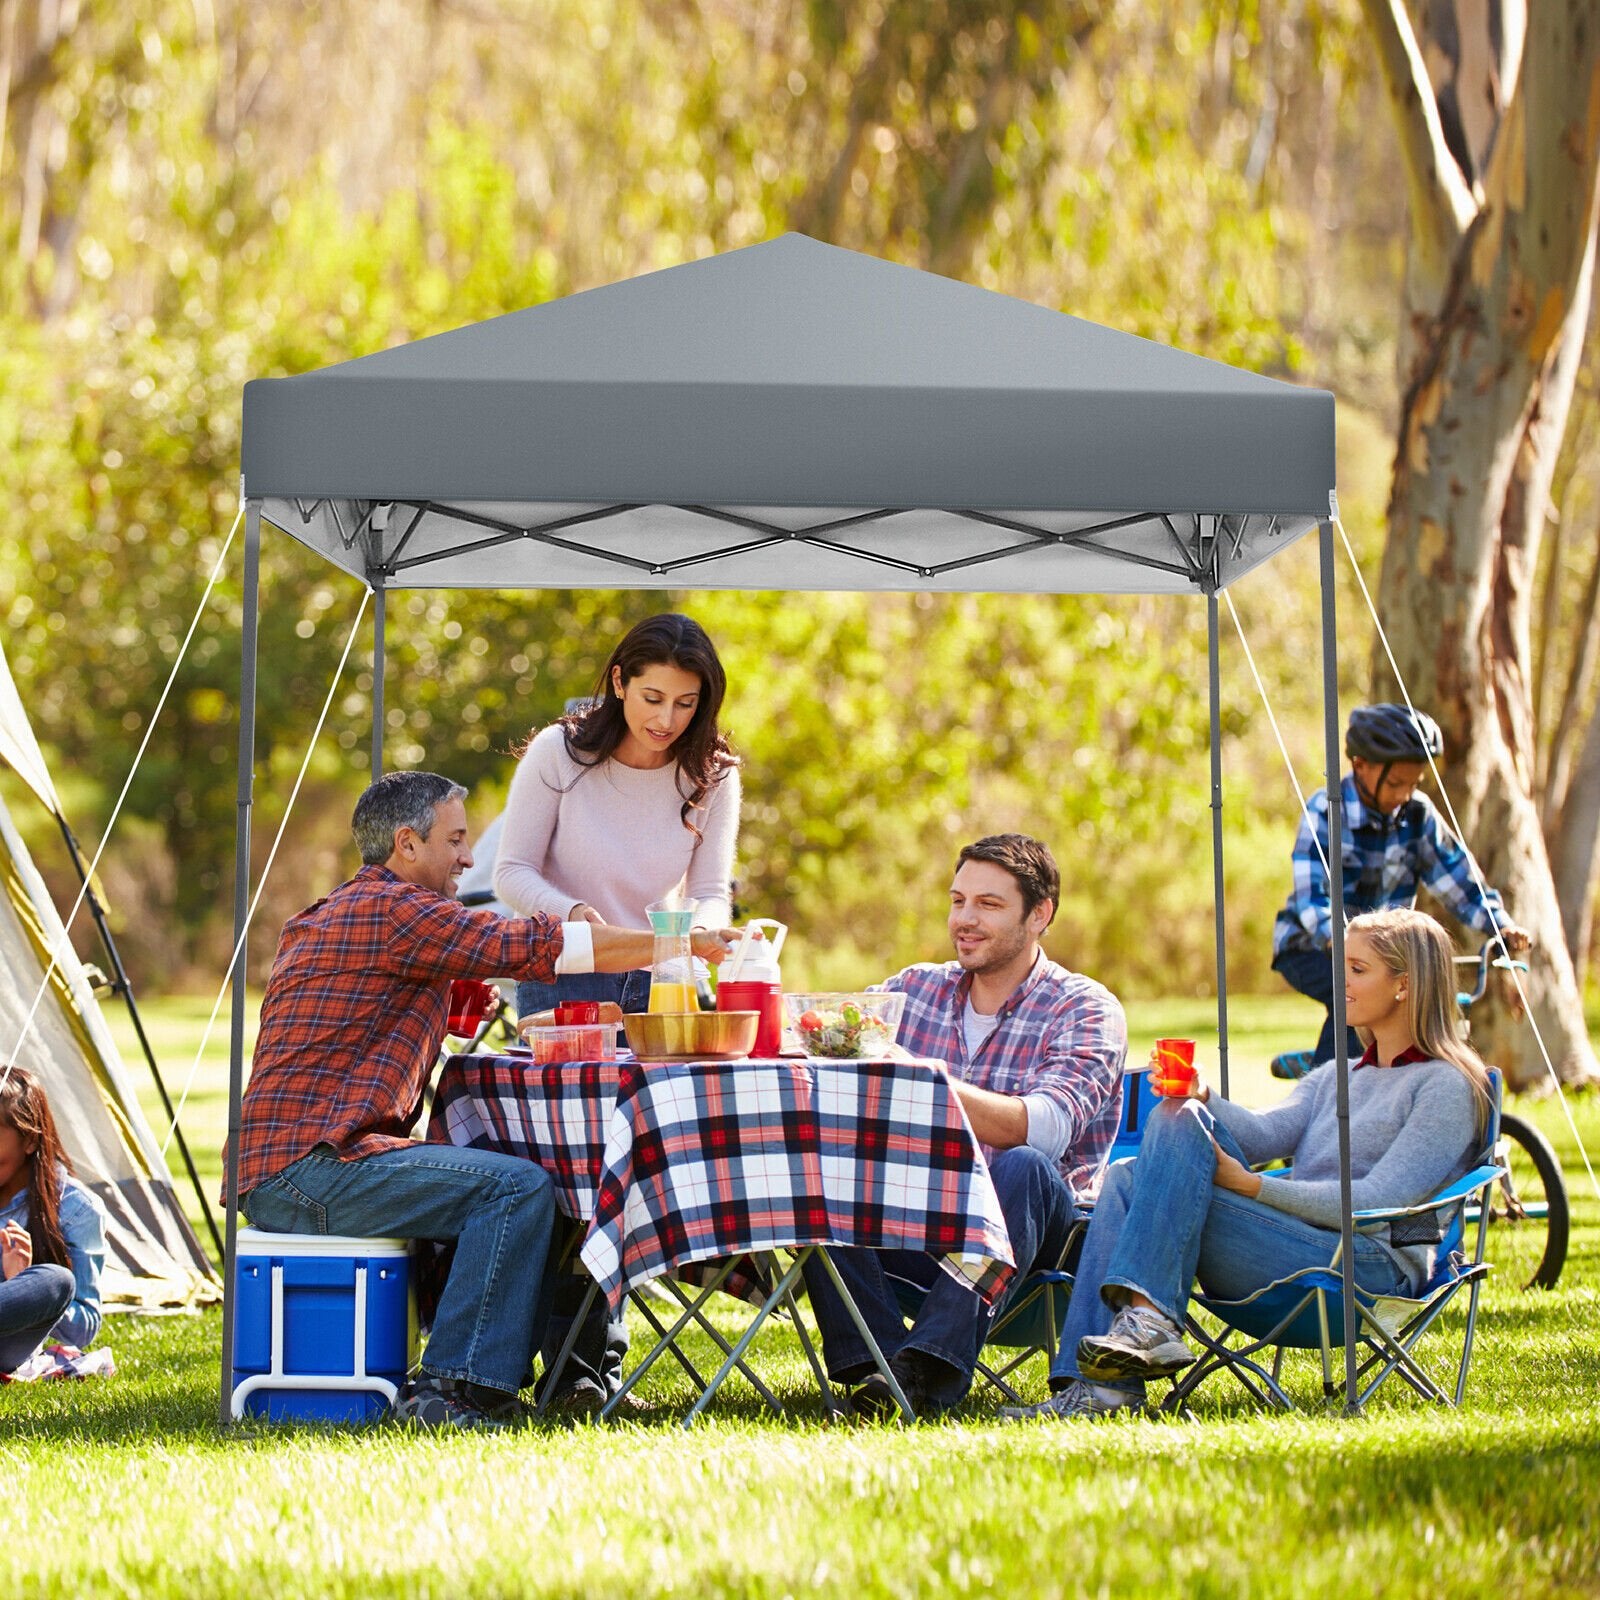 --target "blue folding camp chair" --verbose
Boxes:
[1163,1068,1506,1414]
[971,1066,1154,1402]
